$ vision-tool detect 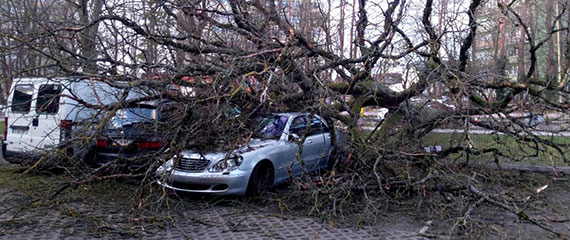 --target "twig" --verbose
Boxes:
[469,184,568,239]
[541,216,570,223]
